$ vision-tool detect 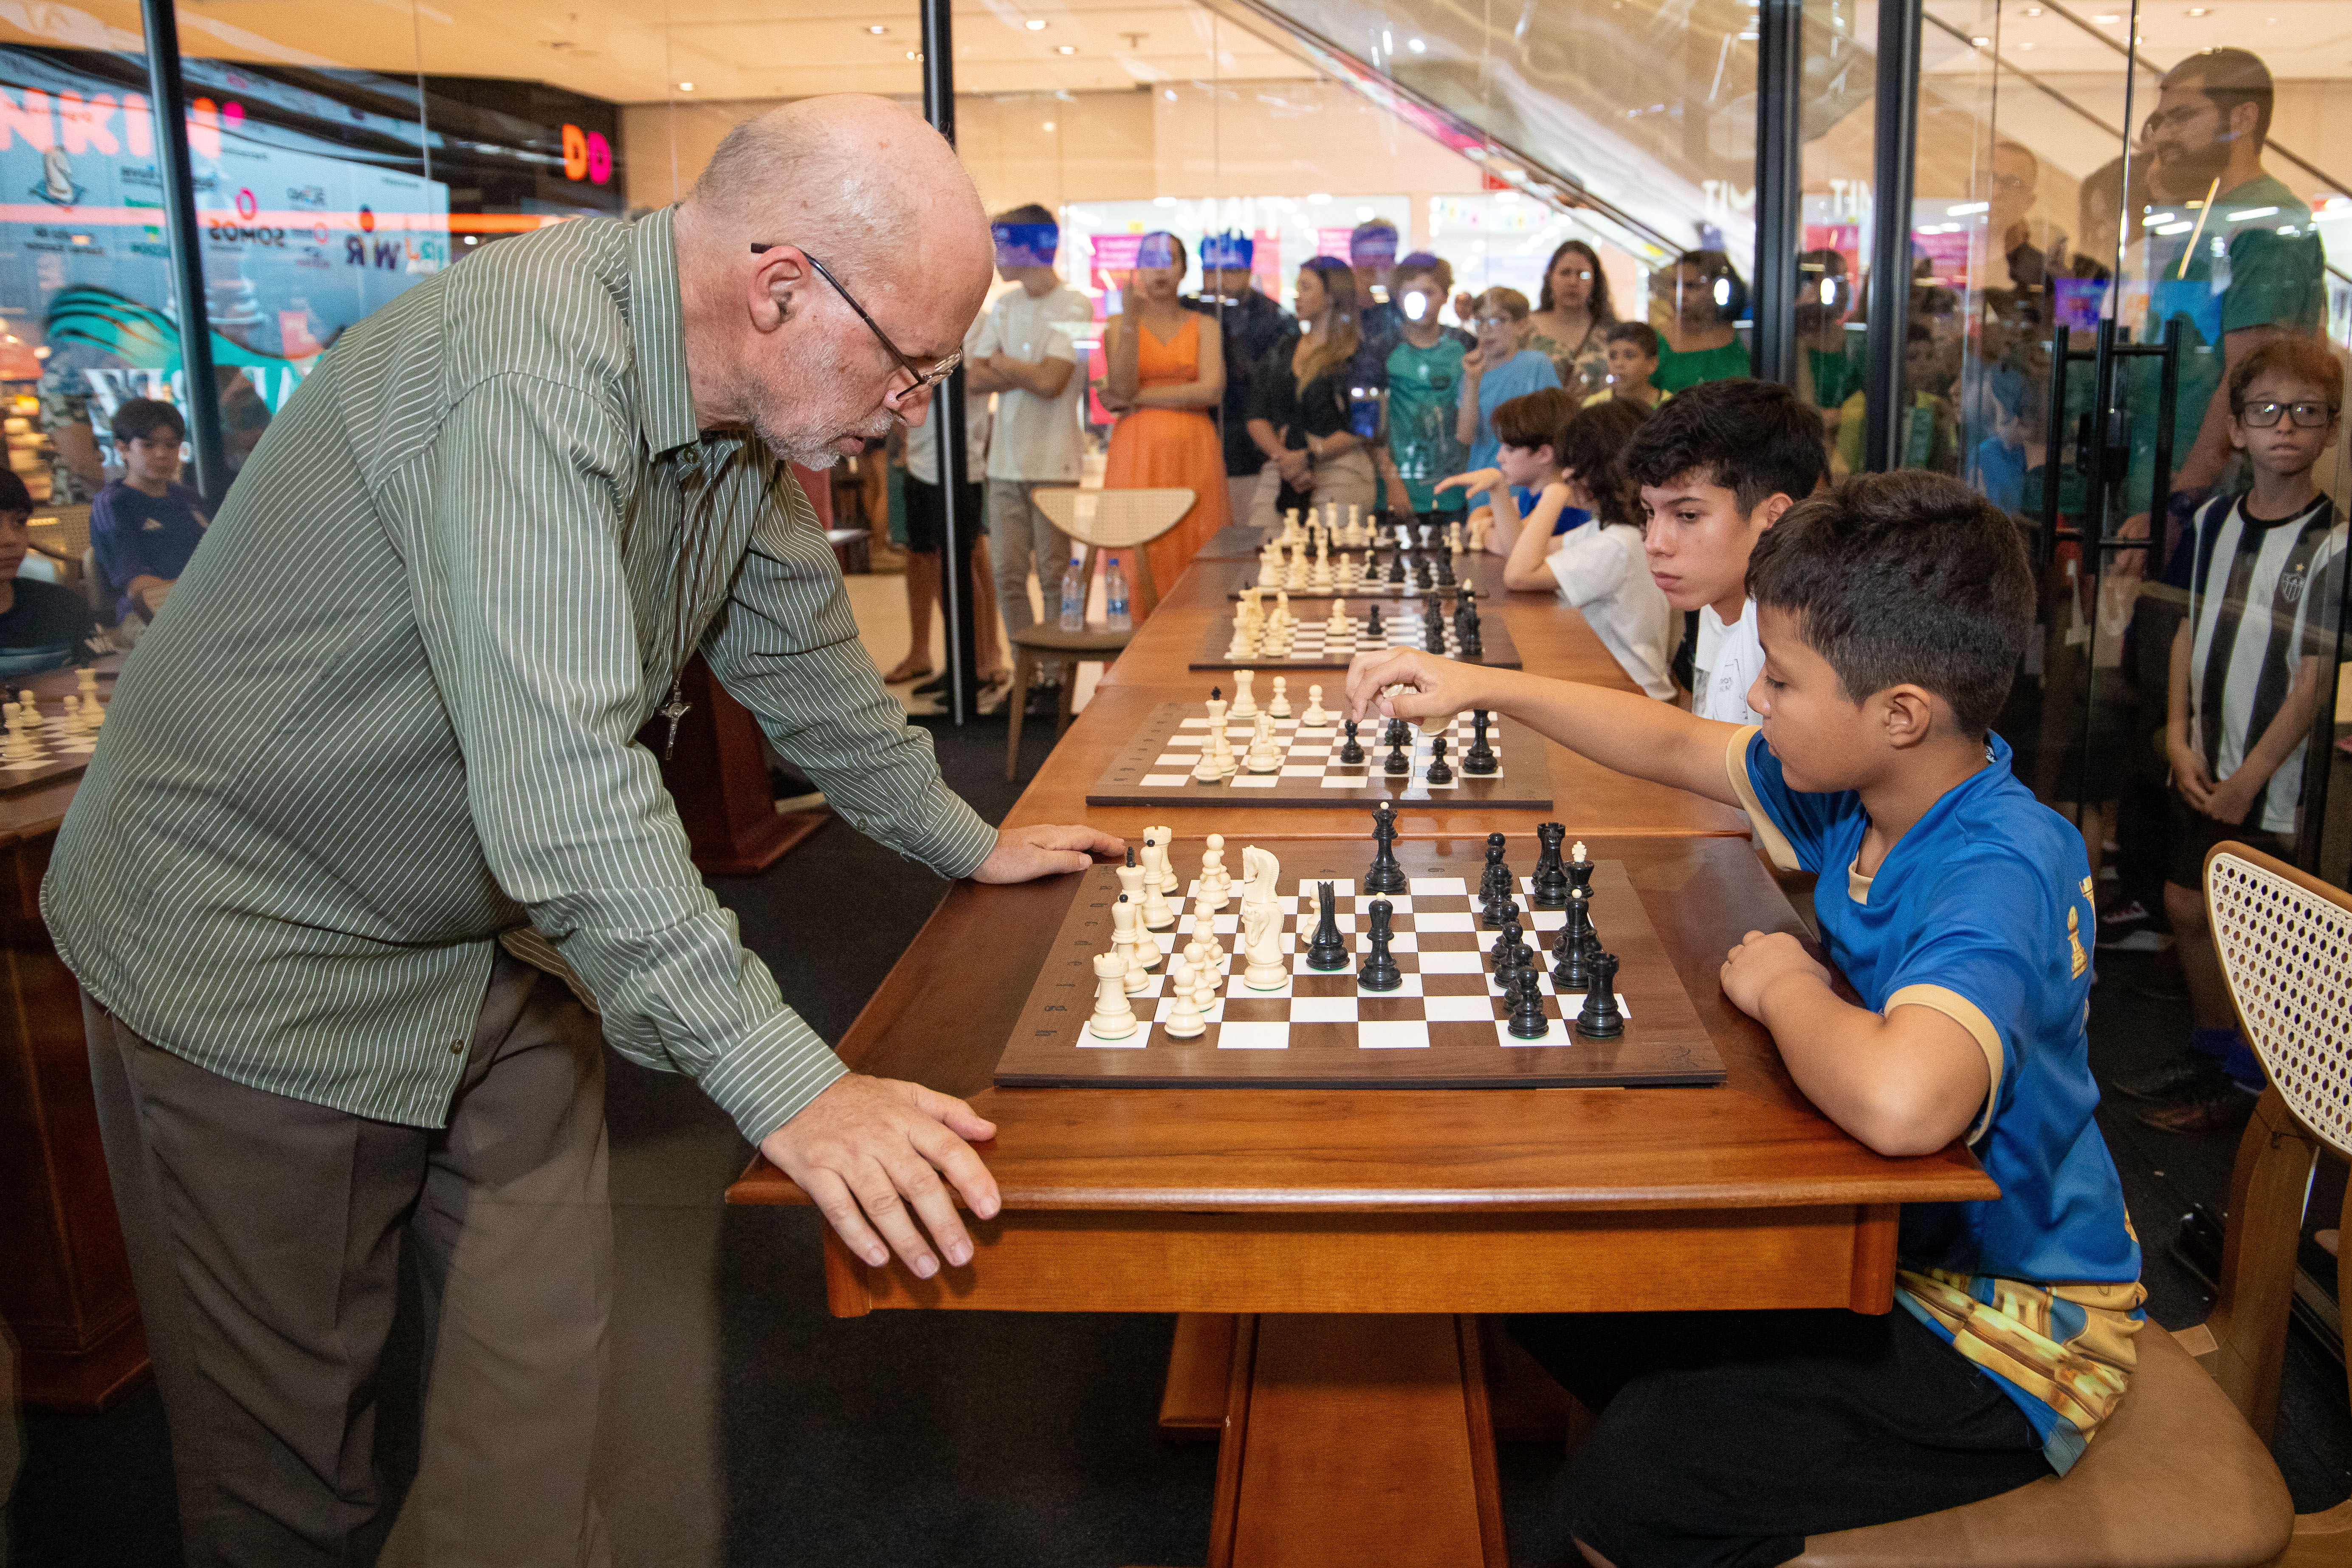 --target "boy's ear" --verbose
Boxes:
[1878,683,1939,751]
[1752,492,1797,530]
